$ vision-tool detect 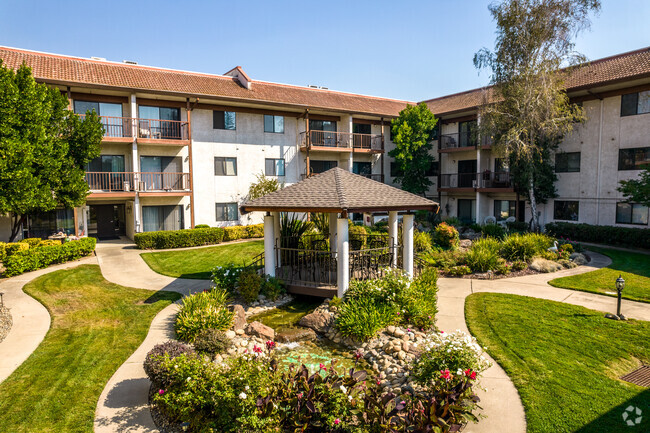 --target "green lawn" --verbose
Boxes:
[0,265,180,433]
[465,293,650,433]
[549,246,650,303]
[140,239,264,279]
